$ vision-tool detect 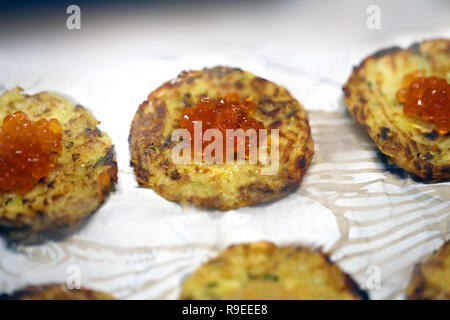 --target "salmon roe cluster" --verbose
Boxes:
[396,70,450,135]
[180,92,265,157]
[0,111,63,193]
